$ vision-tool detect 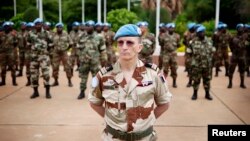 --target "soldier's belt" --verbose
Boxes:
[105,101,126,110]
[105,125,153,141]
